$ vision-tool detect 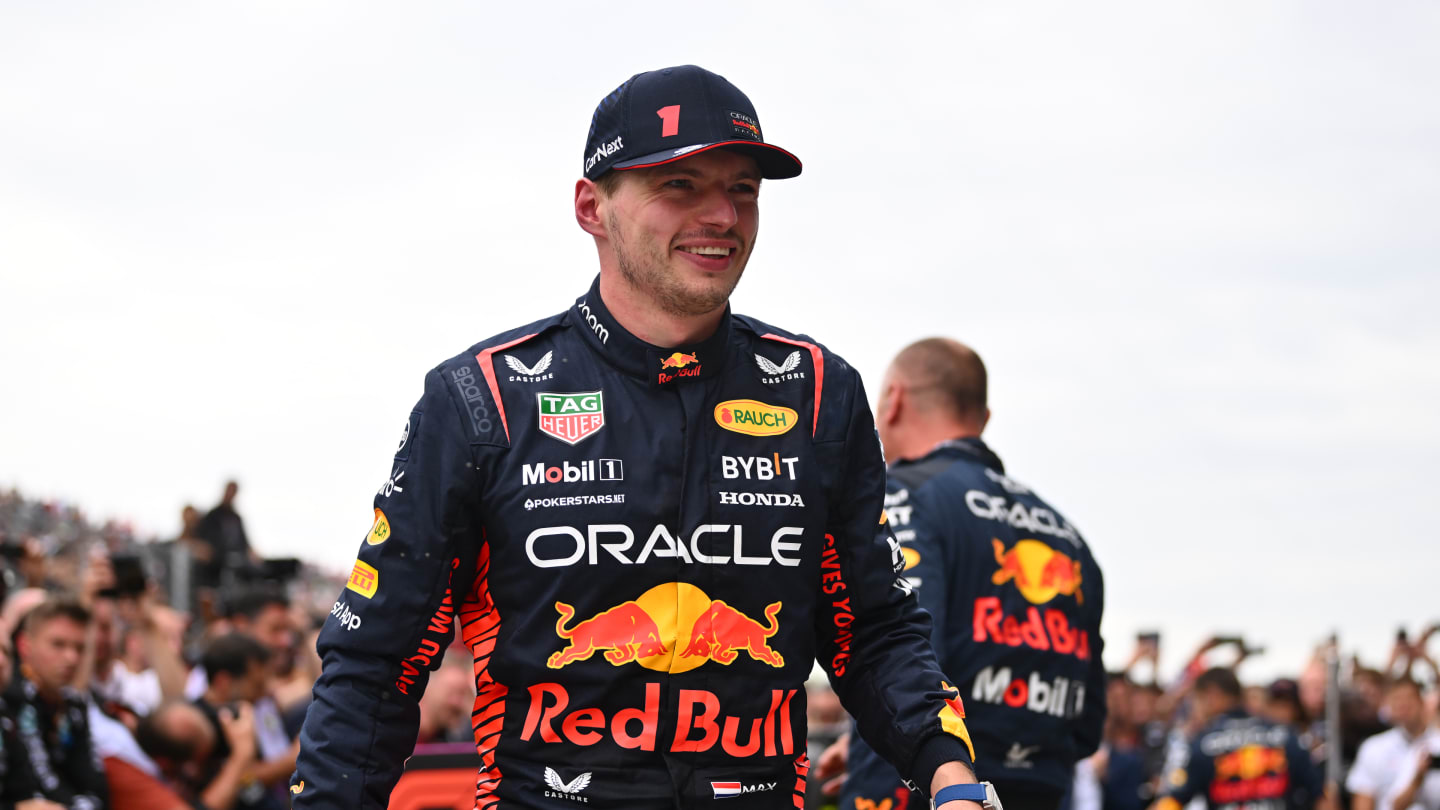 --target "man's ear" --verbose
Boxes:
[575,179,605,238]
[880,380,903,428]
